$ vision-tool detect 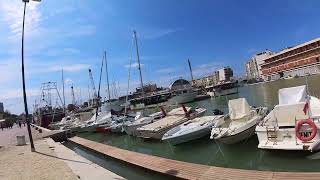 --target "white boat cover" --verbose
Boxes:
[278,85,307,105]
[228,98,250,120]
